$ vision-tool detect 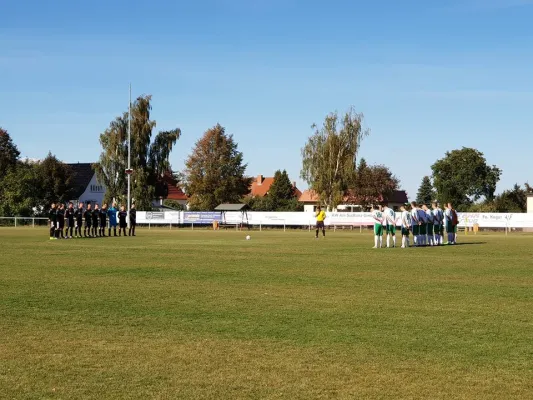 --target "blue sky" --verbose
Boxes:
[1,0,532,200]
